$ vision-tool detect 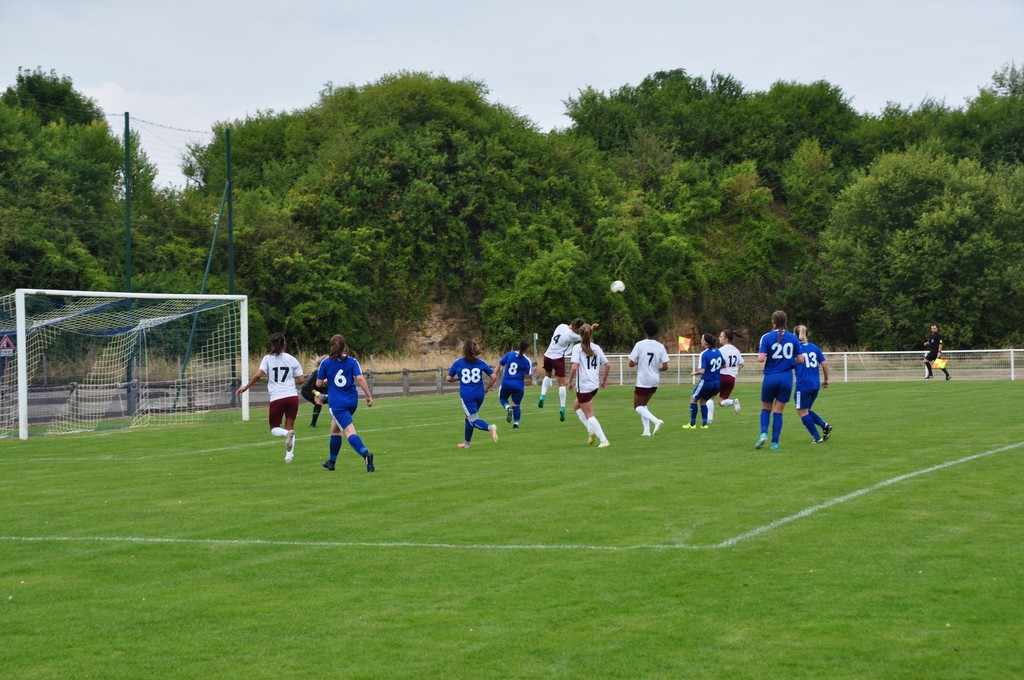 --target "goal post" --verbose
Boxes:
[1,289,249,440]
